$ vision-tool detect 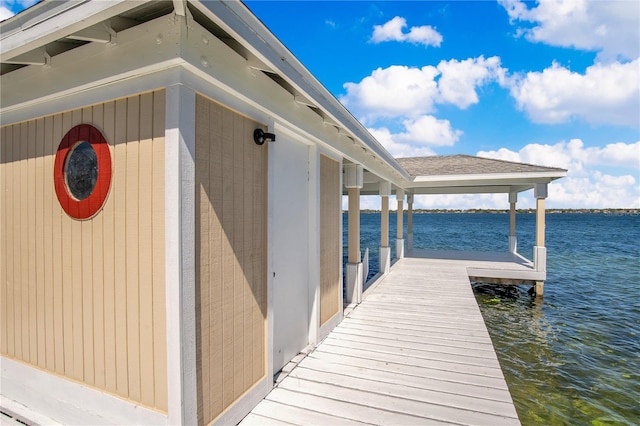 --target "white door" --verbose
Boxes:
[272,135,310,373]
